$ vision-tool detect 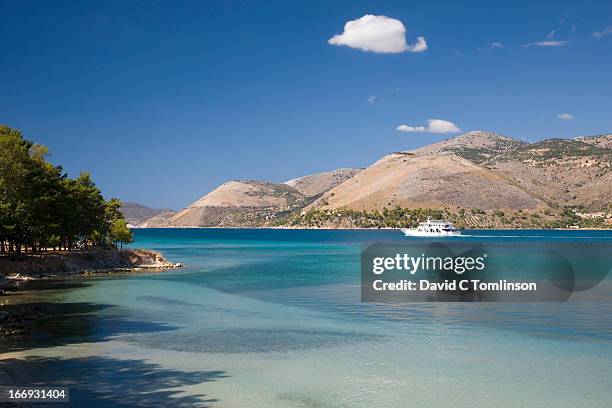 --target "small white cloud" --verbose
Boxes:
[478,42,503,53]
[557,113,574,120]
[523,40,569,48]
[593,26,612,38]
[367,96,377,105]
[328,14,427,54]
[427,119,461,133]
[396,119,461,134]
[406,36,427,52]
[397,125,426,132]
